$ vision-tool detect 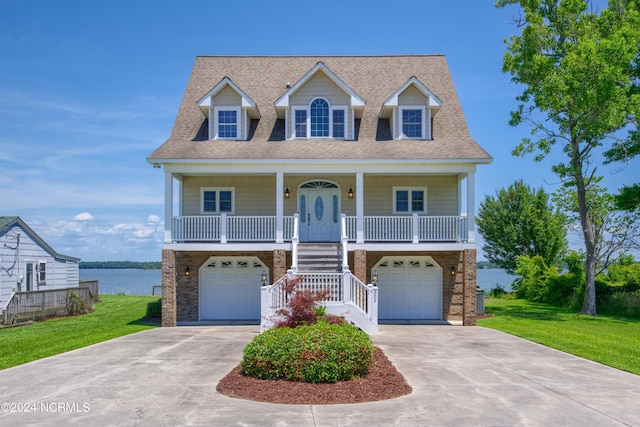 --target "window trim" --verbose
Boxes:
[399,106,426,139]
[200,187,235,214]
[393,187,427,214]
[212,106,241,140]
[291,99,348,140]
